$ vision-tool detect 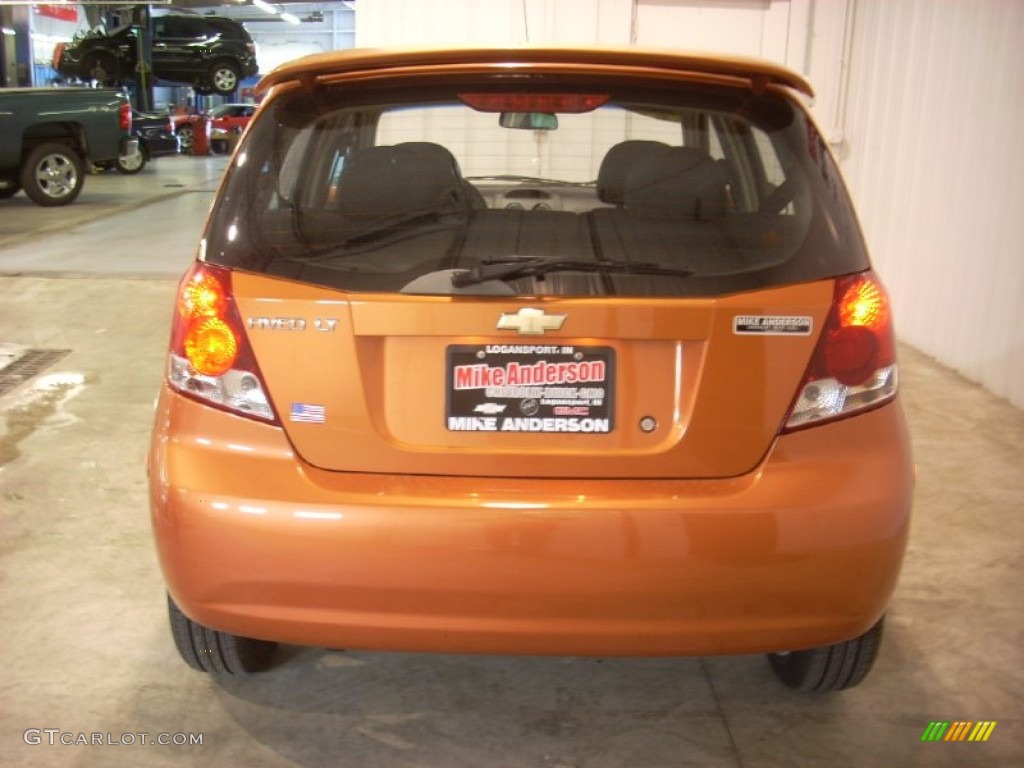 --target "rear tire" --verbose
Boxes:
[176,124,194,154]
[167,595,276,675]
[20,142,84,206]
[767,616,885,692]
[82,52,120,85]
[115,144,147,174]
